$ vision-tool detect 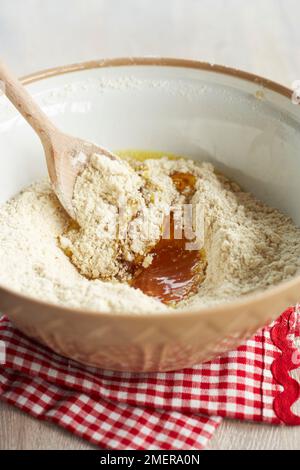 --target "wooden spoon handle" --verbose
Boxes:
[0,60,57,145]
